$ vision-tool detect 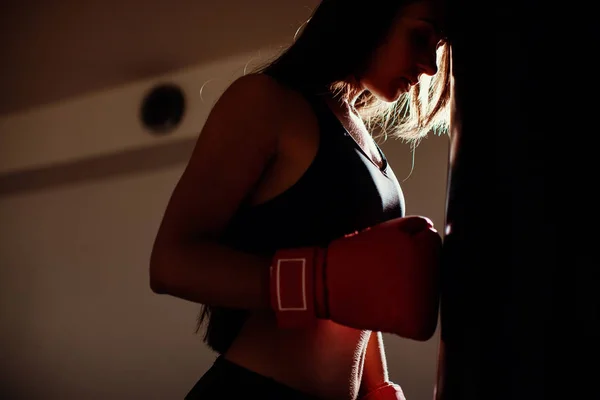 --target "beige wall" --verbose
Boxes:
[0,2,450,398]
[0,0,320,116]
